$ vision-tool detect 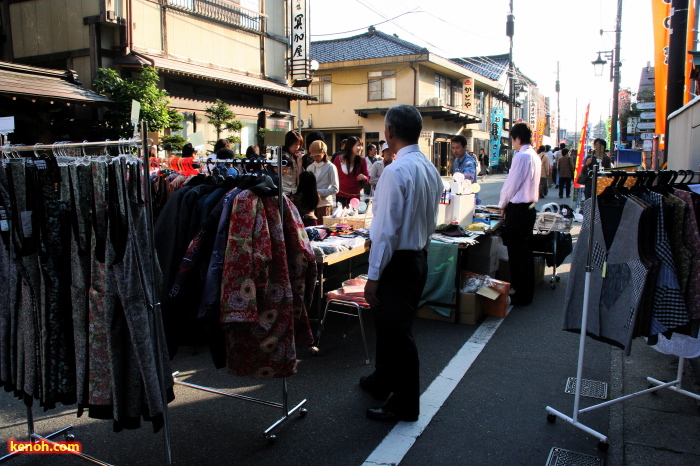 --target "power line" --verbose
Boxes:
[310,9,421,37]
